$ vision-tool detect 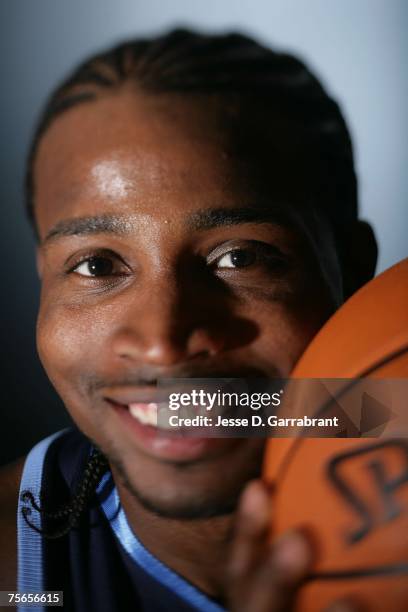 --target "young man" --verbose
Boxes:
[0,29,377,611]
